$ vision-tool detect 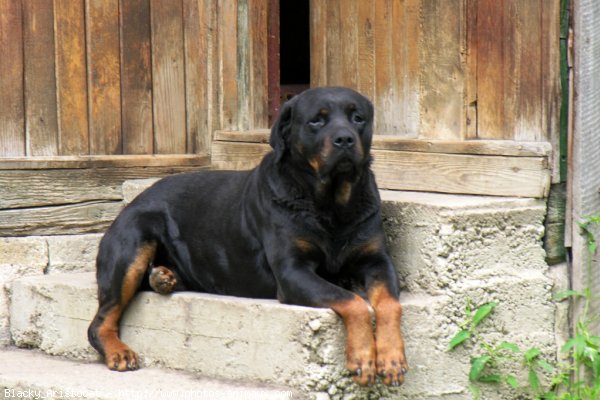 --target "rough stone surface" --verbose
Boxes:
[0,348,295,400]
[46,234,103,273]
[122,178,159,204]
[0,237,47,346]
